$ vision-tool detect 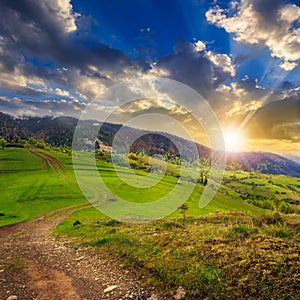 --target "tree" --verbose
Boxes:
[0,138,7,149]
[198,173,203,184]
[36,139,45,149]
[178,203,189,223]
[28,137,37,146]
